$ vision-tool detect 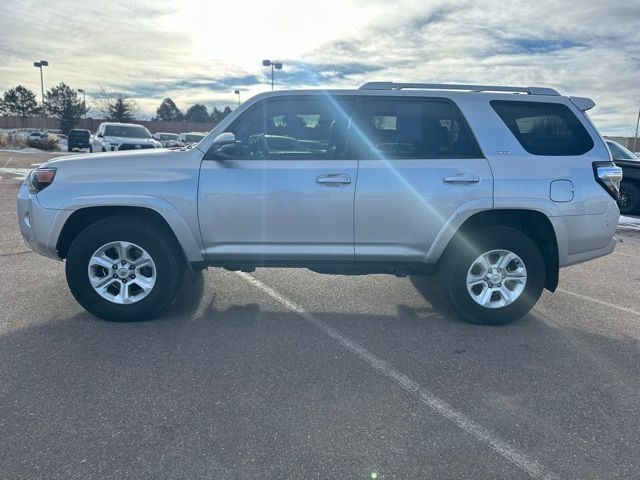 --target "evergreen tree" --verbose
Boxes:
[108,97,138,122]
[184,103,209,122]
[155,98,183,121]
[1,85,40,117]
[45,83,86,132]
[210,106,233,124]
[96,89,139,122]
